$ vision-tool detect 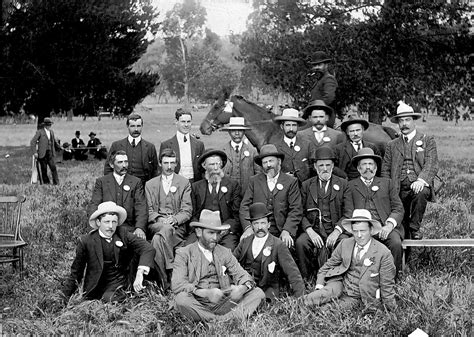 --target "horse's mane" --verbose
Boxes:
[232,95,272,115]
